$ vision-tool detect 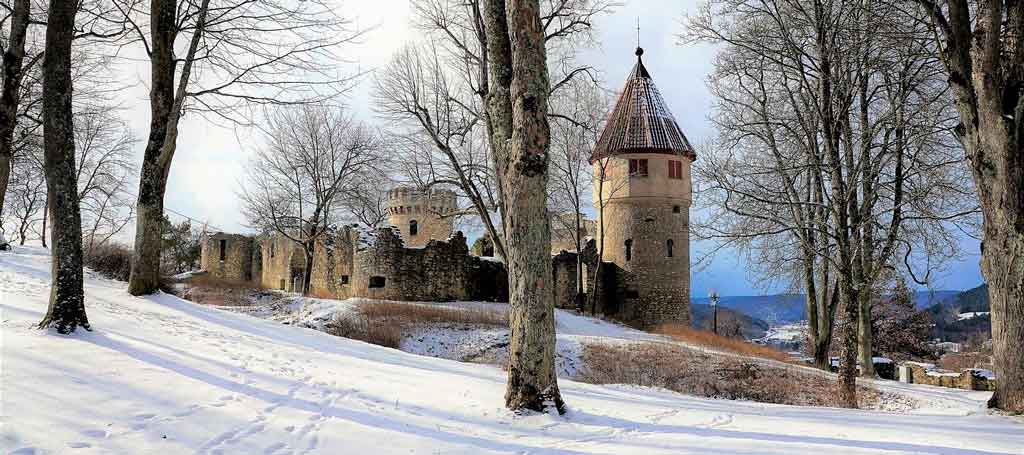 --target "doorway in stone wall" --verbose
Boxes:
[289,250,307,293]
